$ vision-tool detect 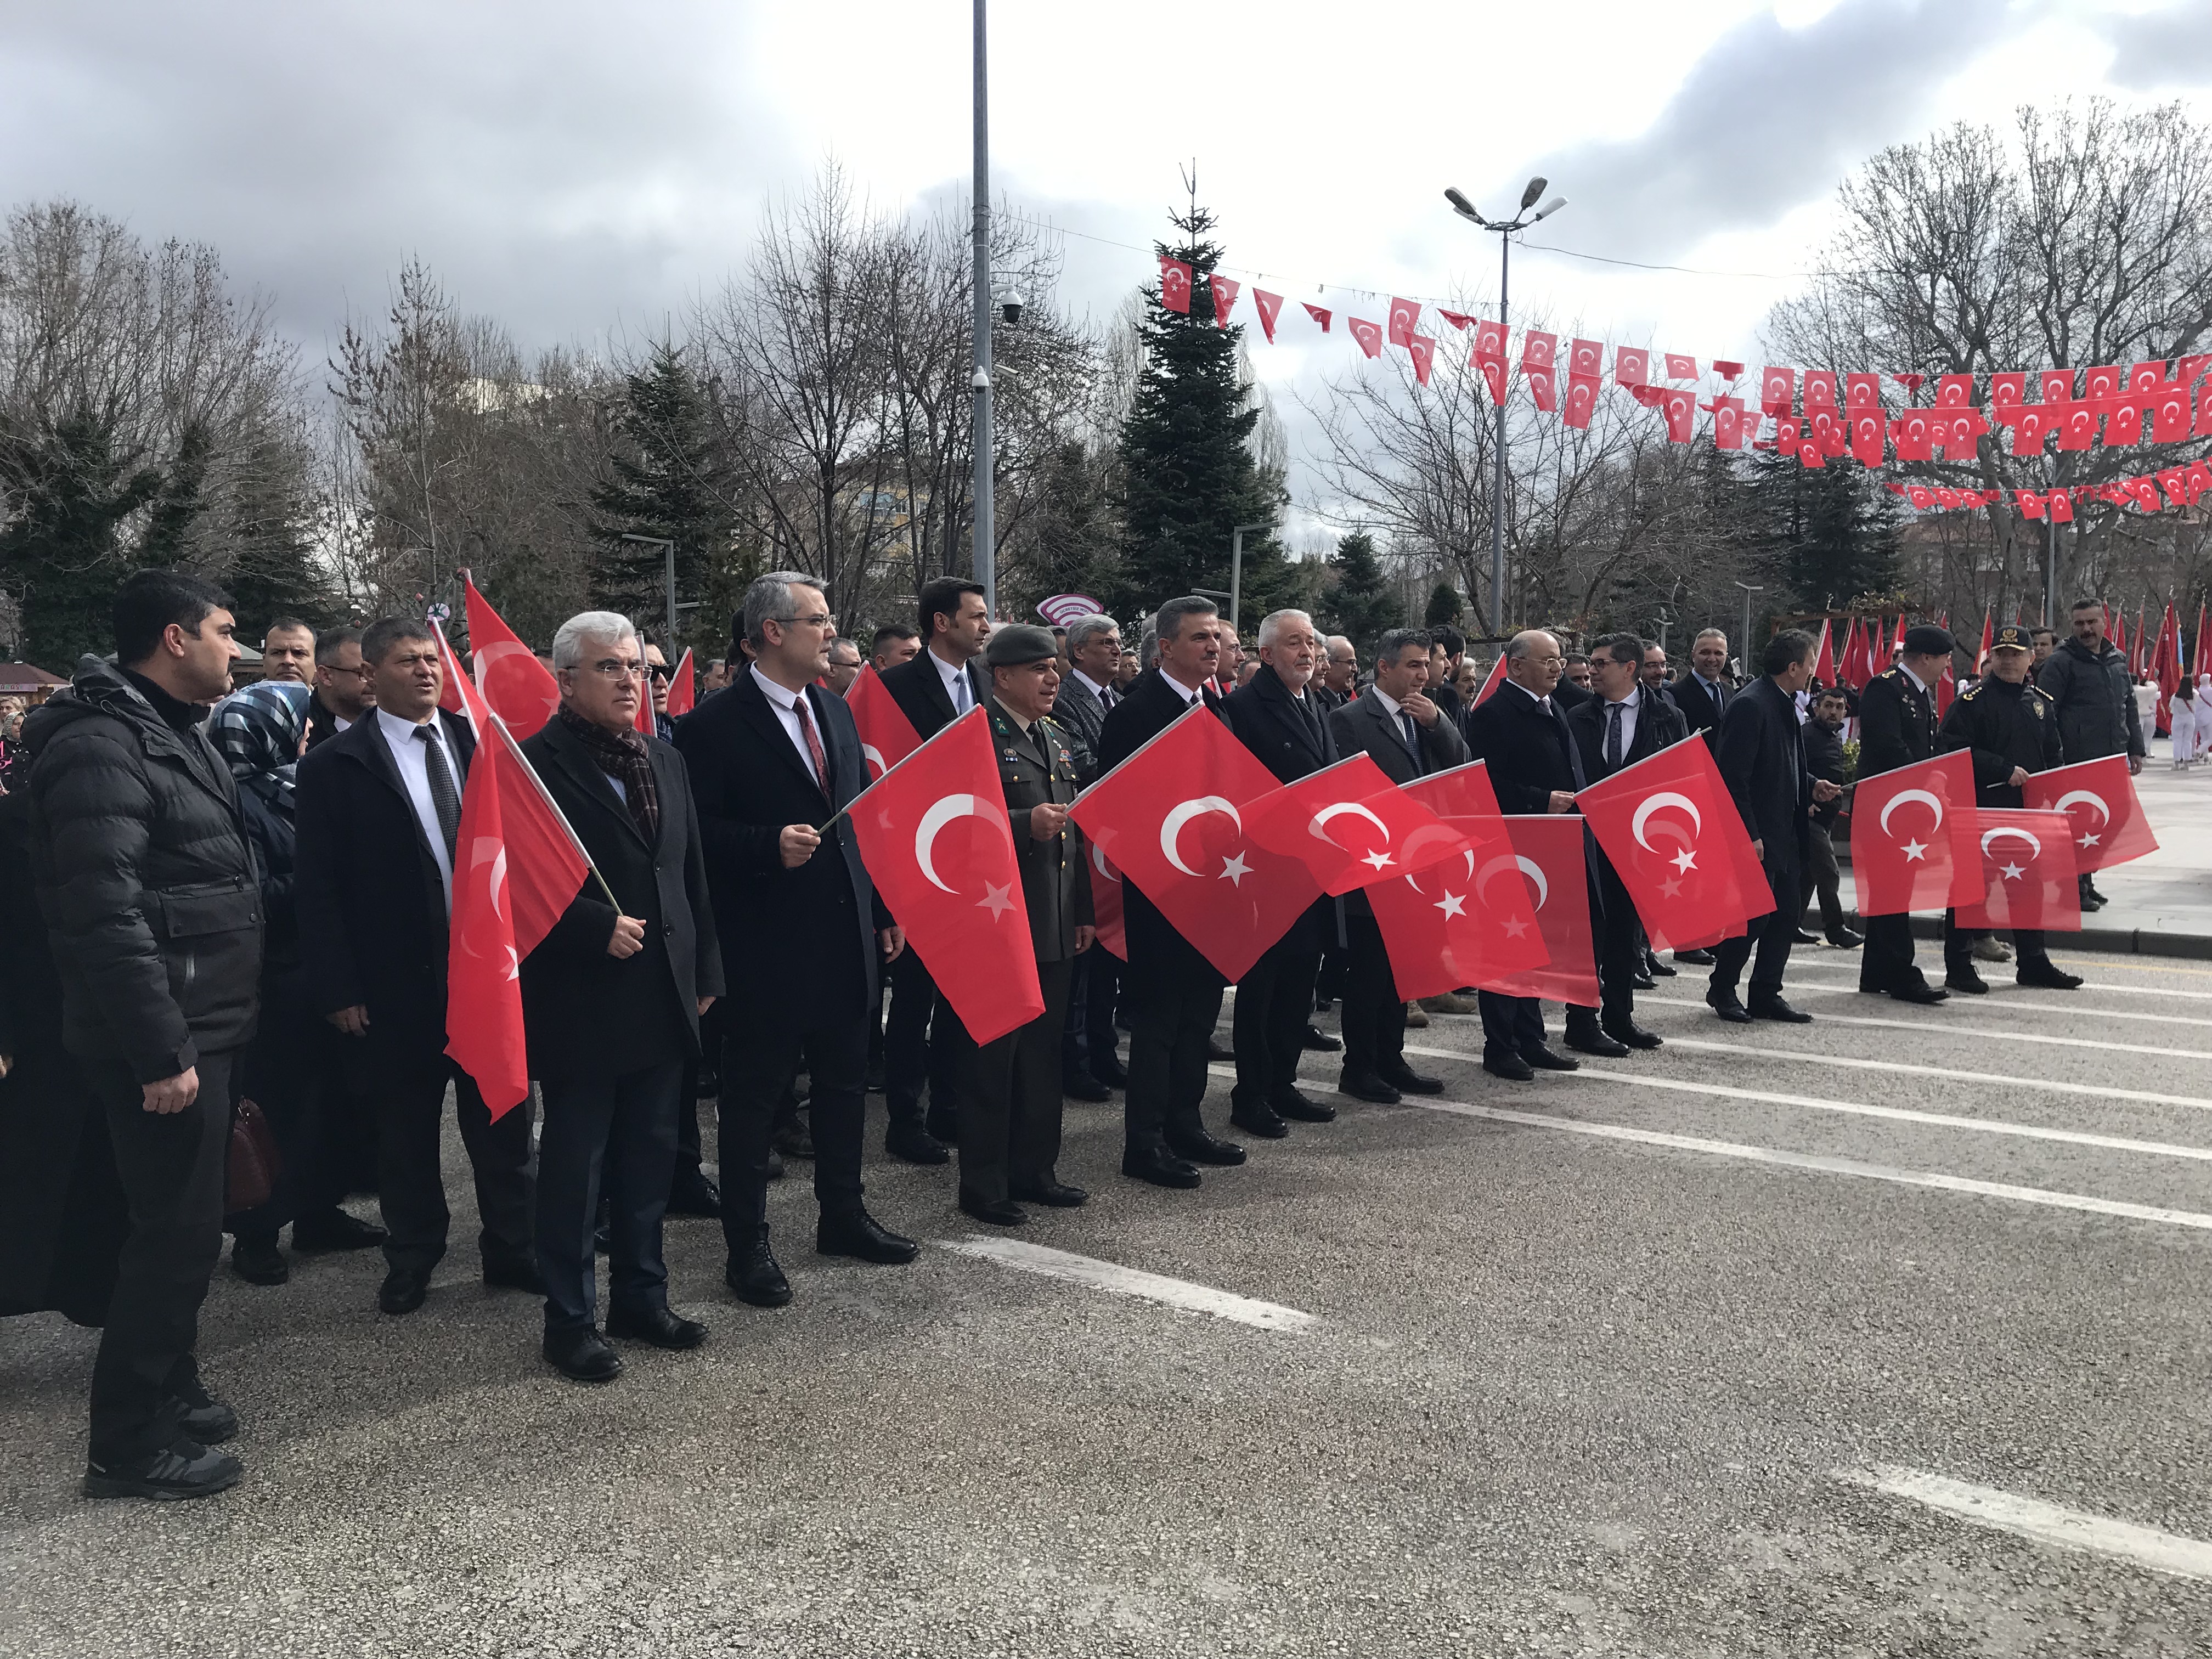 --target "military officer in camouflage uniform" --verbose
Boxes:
[1935,622,2084,995]
[958,625,1095,1226]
